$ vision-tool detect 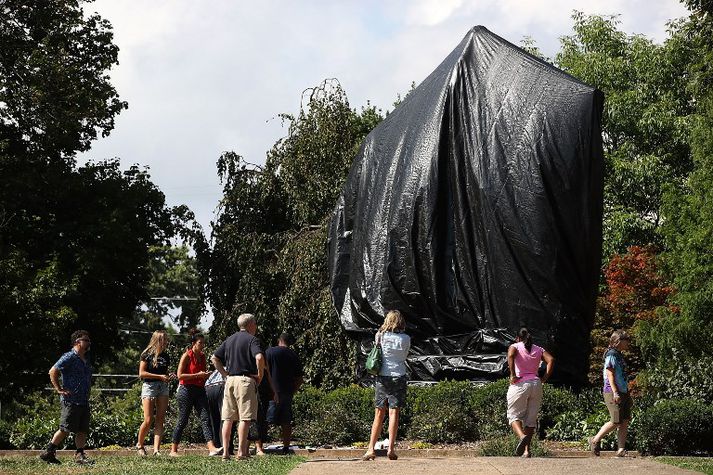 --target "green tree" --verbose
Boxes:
[206,81,382,388]
[556,12,698,259]
[0,1,200,399]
